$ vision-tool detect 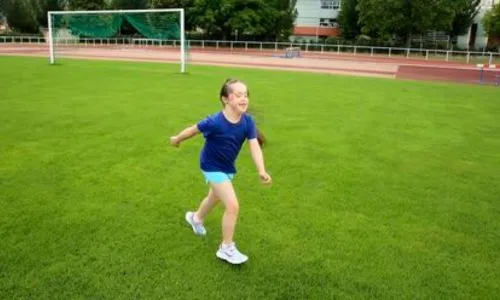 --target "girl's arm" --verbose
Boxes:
[170,125,200,146]
[248,138,272,184]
